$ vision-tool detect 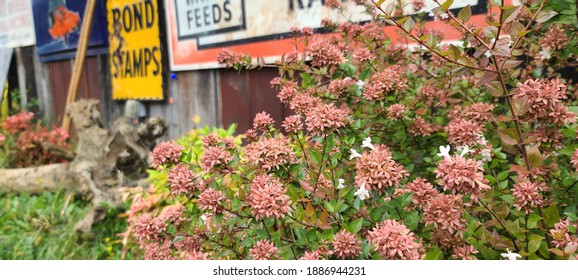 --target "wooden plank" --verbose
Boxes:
[192,70,219,128]
[62,0,98,132]
[248,68,283,130]
[33,47,54,123]
[177,71,194,136]
[48,60,69,123]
